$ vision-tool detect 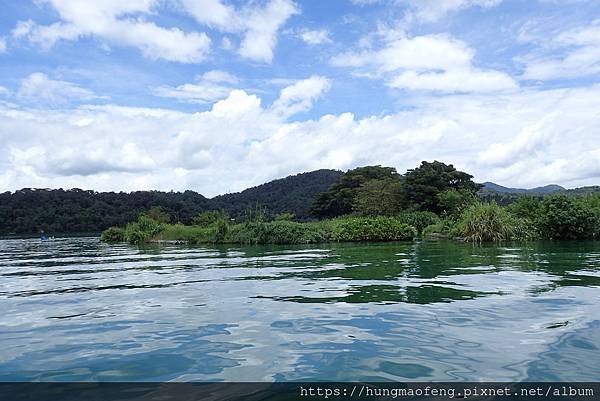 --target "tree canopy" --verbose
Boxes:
[310,166,401,218]
[403,161,482,214]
